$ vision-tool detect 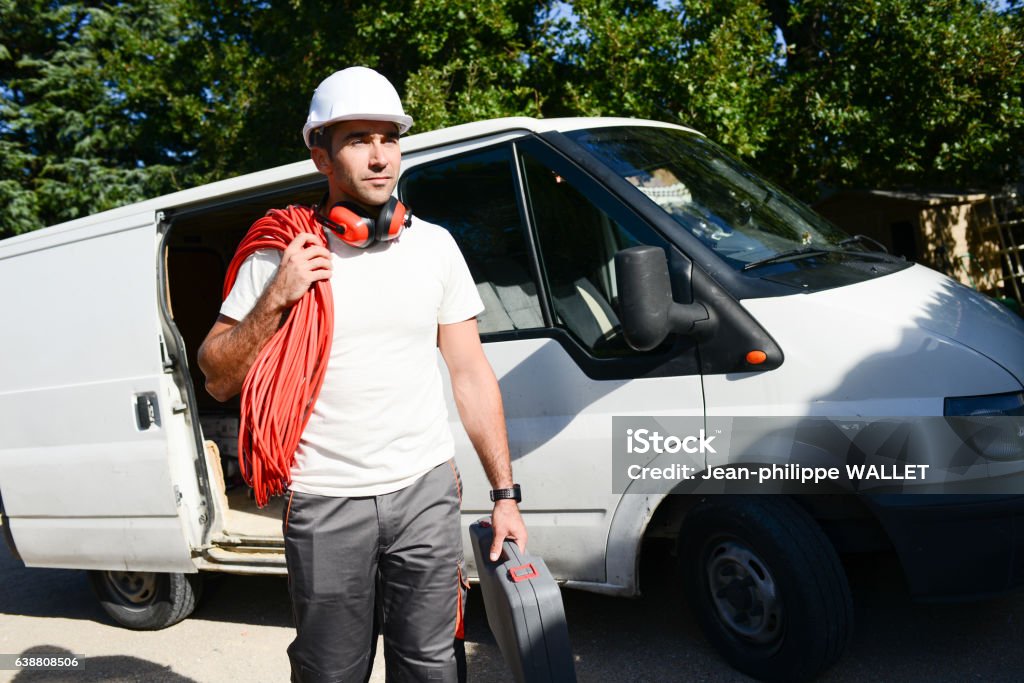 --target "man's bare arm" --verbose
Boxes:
[198,234,332,401]
[438,317,527,561]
